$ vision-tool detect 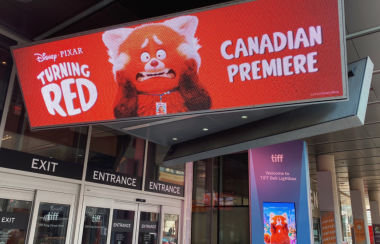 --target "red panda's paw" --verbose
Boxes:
[183,59,198,73]
[113,81,138,118]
